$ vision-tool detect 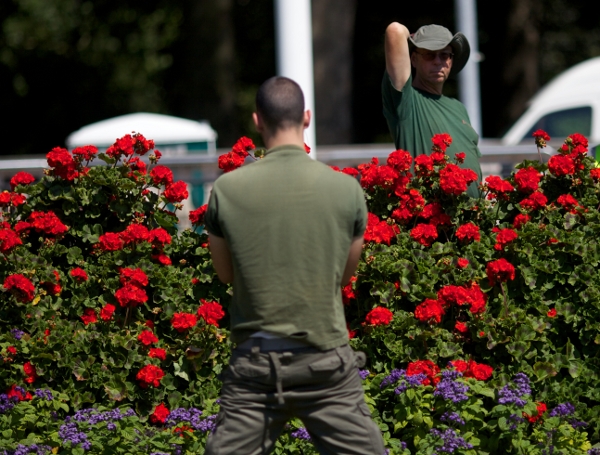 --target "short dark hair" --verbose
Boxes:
[255,77,305,133]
